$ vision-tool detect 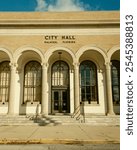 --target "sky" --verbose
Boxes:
[0,0,120,12]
